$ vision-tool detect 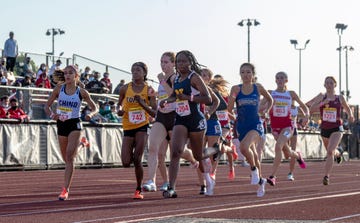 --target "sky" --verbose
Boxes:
[2,0,360,105]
